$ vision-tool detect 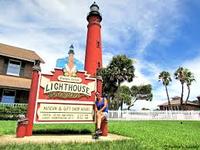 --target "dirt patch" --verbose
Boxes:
[0,134,130,144]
